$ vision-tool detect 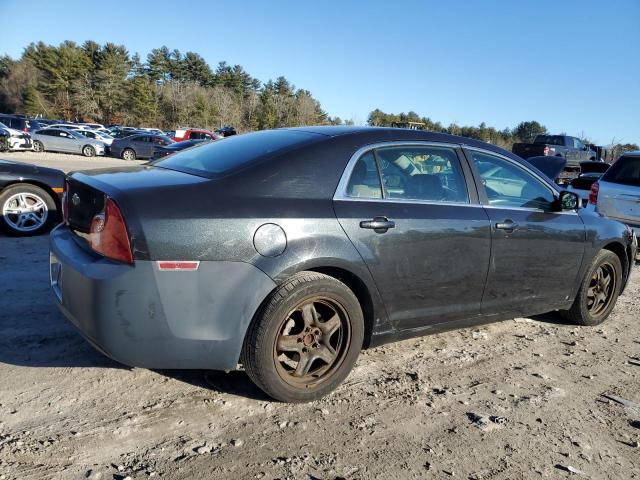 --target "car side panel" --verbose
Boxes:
[50,226,277,370]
